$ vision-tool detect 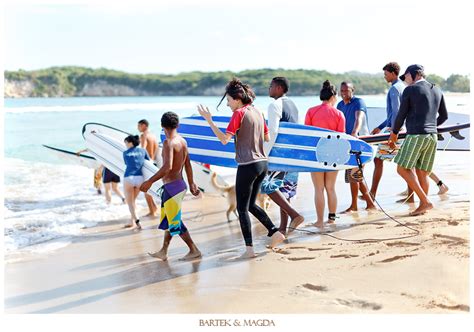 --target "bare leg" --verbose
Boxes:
[124,182,137,227]
[325,171,338,223]
[397,166,433,216]
[179,231,202,260]
[343,182,359,213]
[429,172,449,195]
[279,199,290,235]
[132,186,142,229]
[370,157,383,198]
[144,193,158,217]
[104,183,112,204]
[111,182,125,203]
[268,190,303,234]
[359,182,376,210]
[311,172,325,227]
[148,230,172,260]
[416,169,430,195]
